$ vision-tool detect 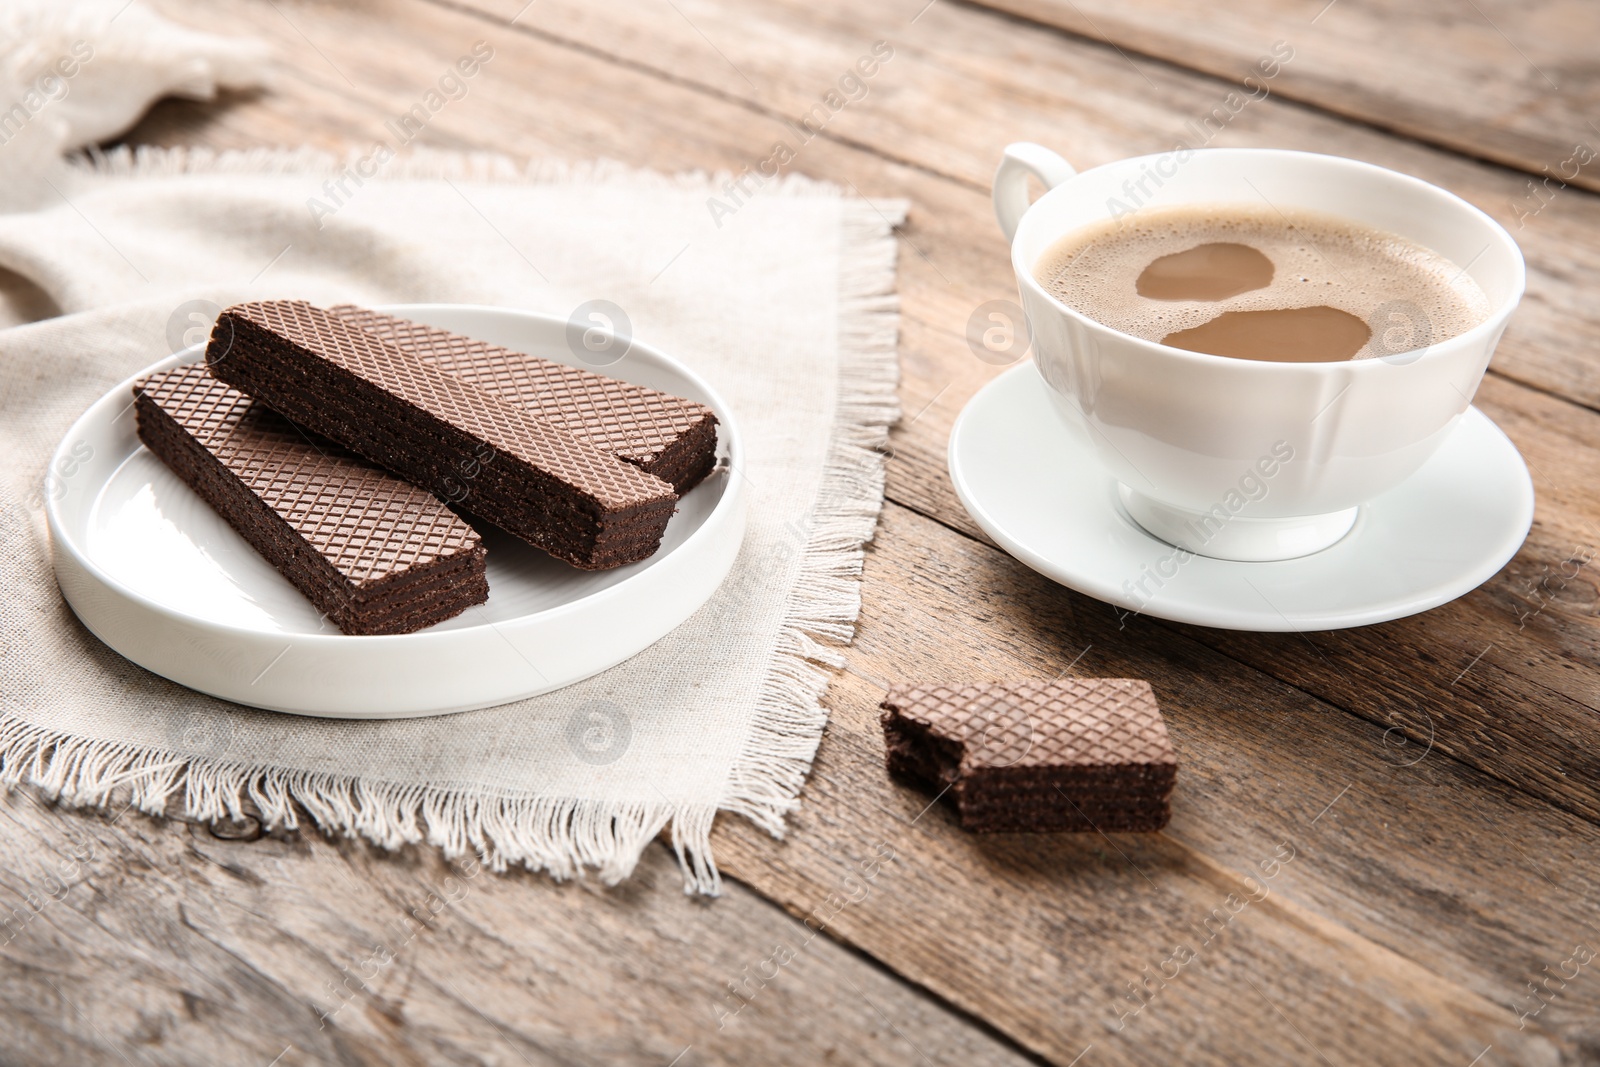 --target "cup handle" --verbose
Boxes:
[993,143,1077,243]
